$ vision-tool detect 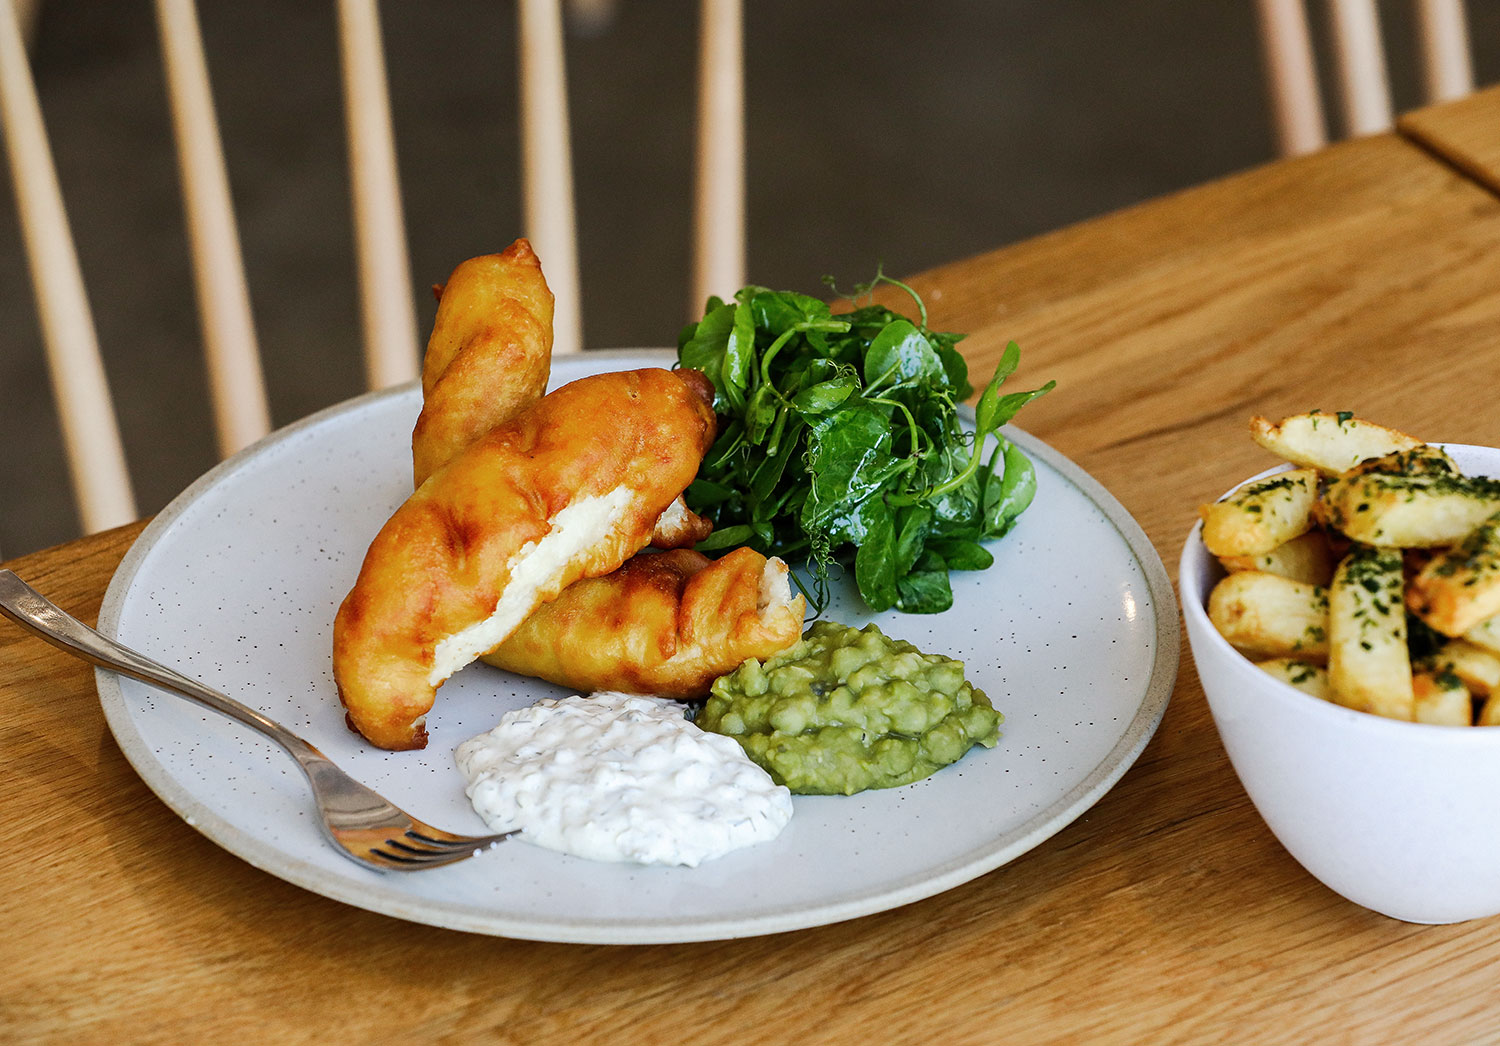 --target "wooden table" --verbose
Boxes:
[1401,88,1500,197]
[6,86,1500,1044]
